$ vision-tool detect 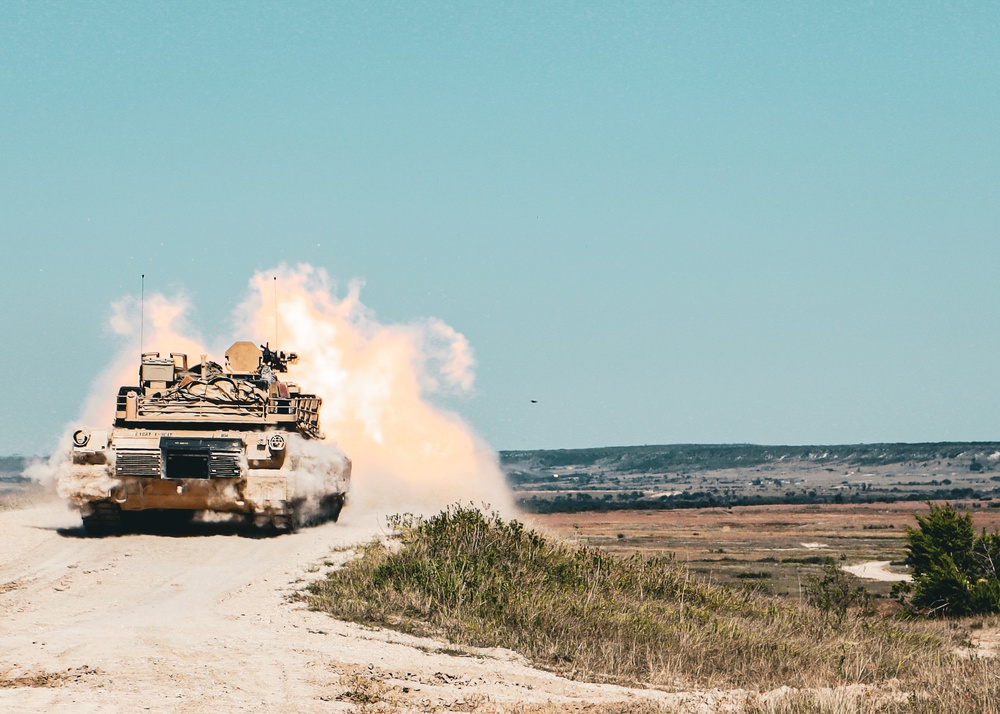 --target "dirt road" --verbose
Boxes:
[0,500,692,713]
[841,561,912,583]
